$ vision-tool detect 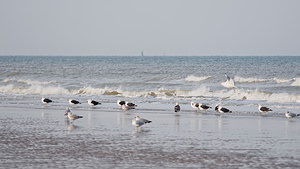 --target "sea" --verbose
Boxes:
[1,56,300,168]
[0,56,299,114]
